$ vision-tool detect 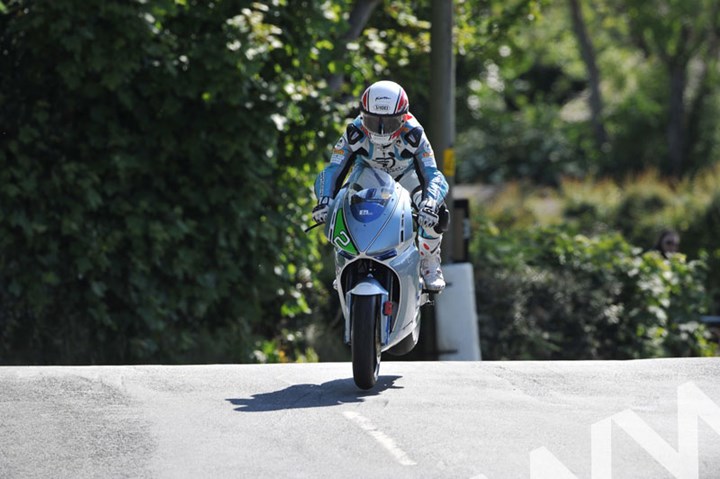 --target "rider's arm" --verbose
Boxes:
[314,120,364,200]
[406,127,449,204]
